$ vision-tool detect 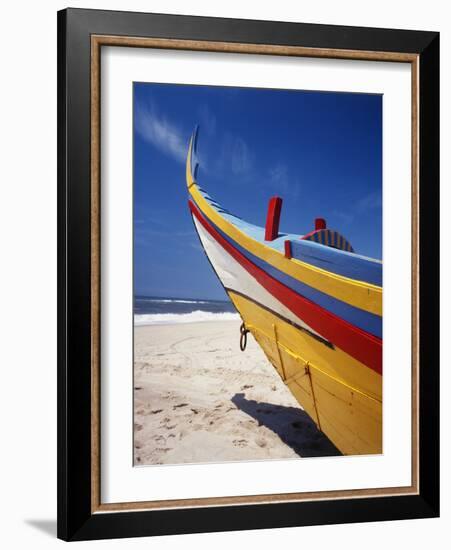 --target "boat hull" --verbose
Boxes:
[229,292,382,455]
[186,133,382,455]
[191,207,382,455]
